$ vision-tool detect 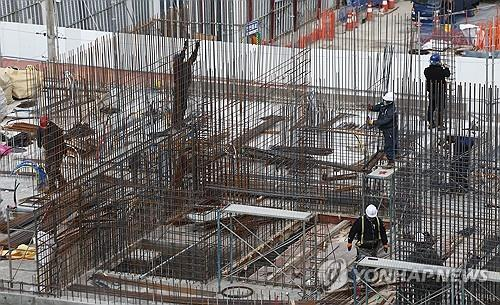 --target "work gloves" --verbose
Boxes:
[346,243,388,252]
[366,118,374,126]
